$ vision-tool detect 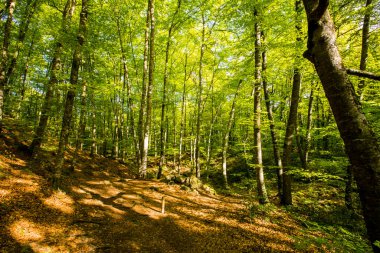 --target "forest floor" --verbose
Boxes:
[0,118,371,253]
